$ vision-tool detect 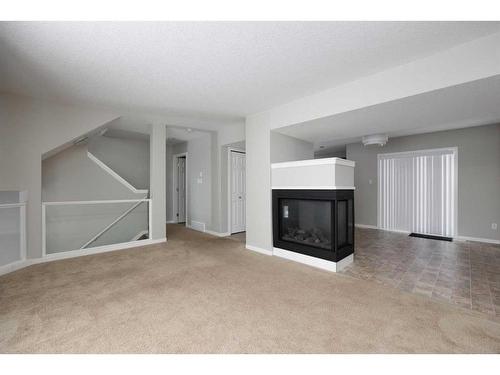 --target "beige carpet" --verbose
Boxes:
[1,224,500,353]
